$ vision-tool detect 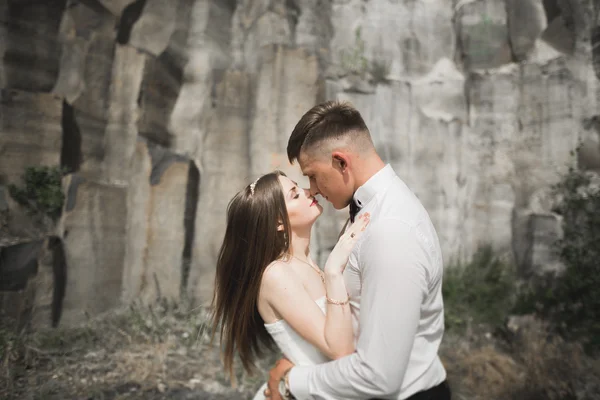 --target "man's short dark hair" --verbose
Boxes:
[287,100,371,164]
